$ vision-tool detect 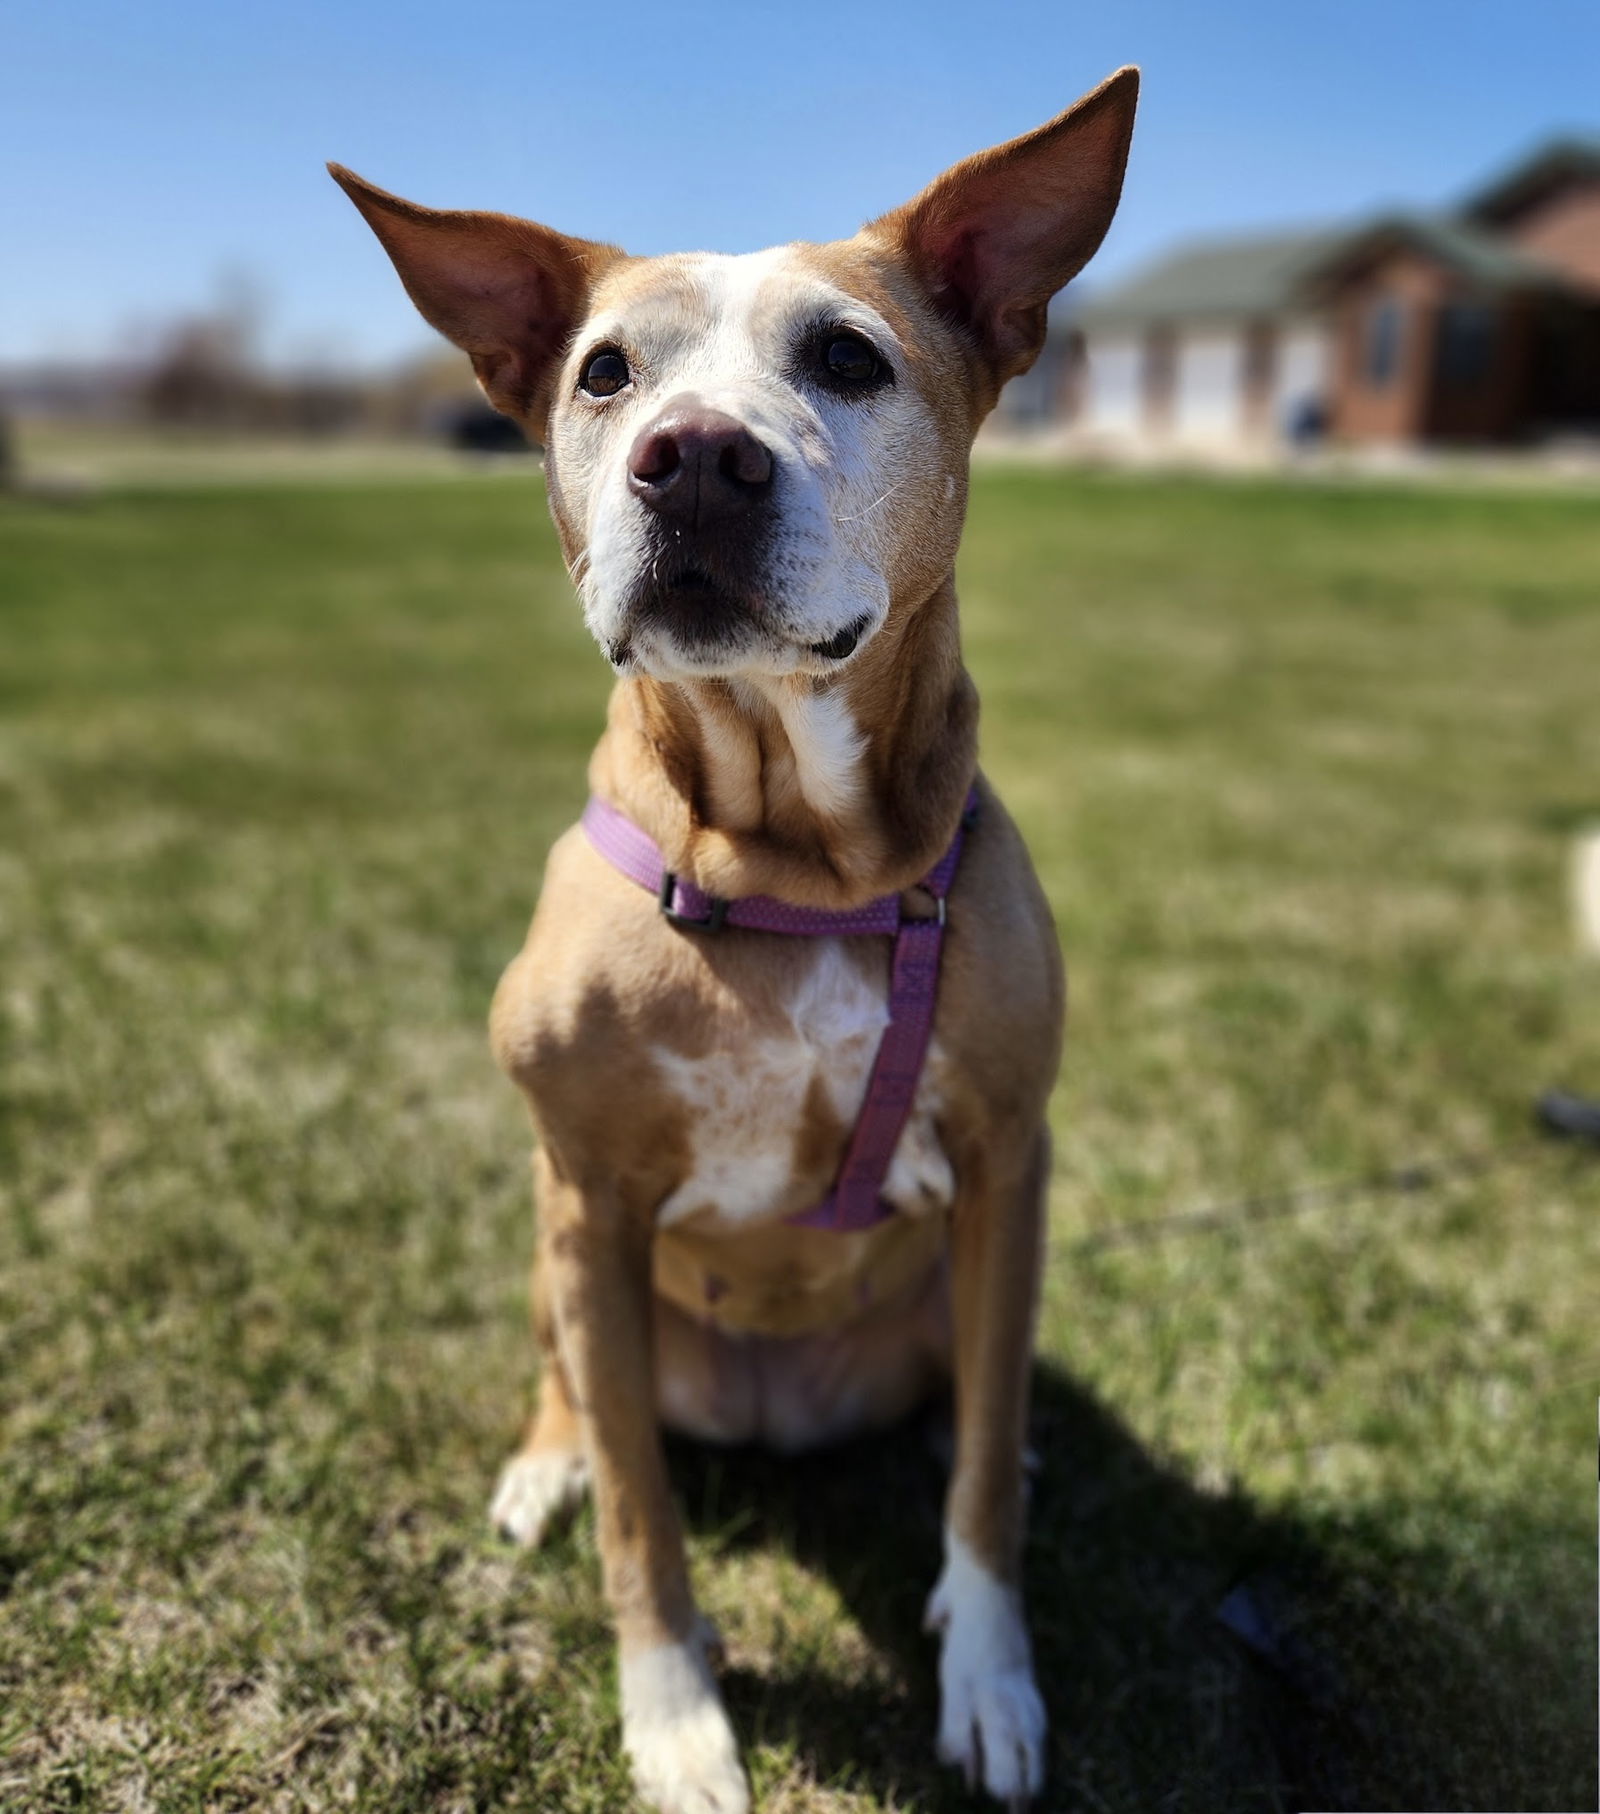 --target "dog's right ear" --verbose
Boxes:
[328,166,624,434]
[869,68,1139,396]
